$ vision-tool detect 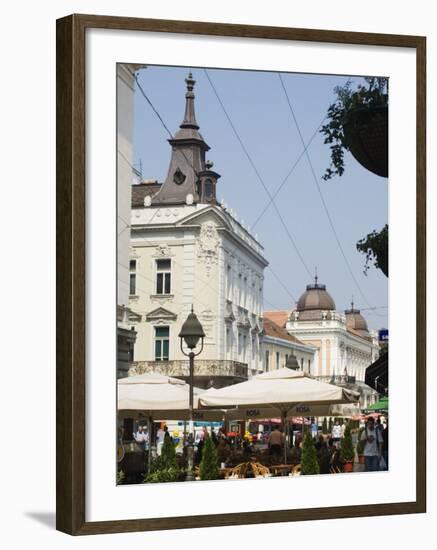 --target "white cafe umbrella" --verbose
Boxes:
[198,367,359,463]
[225,402,361,422]
[118,373,224,426]
[118,372,189,412]
[118,374,224,471]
